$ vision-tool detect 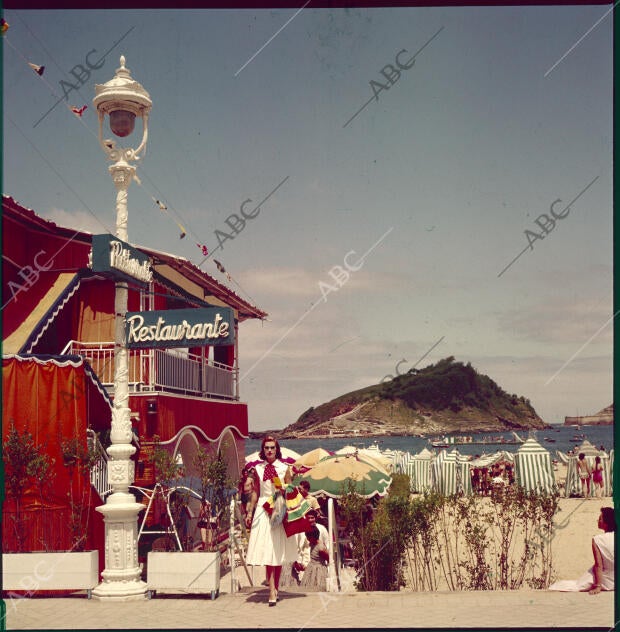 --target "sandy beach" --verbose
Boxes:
[399,462,614,591]
[547,463,614,582]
